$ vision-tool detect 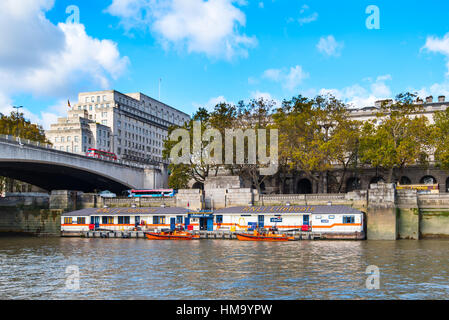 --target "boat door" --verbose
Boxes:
[207,217,214,231]
[170,217,176,231]
[91,216,100,229]
[258,215,264,228]
[185,216,190,229]
[303,215,310,226]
